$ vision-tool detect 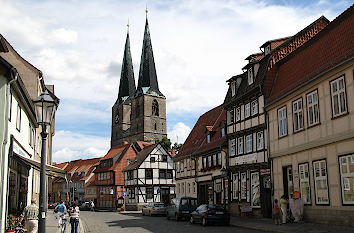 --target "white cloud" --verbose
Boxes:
[50,28,78,44]
[168,122,191,145]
